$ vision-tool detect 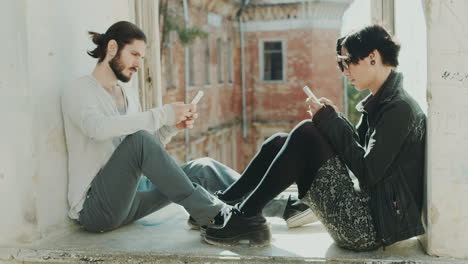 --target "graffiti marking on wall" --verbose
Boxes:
[441,70,468,83]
